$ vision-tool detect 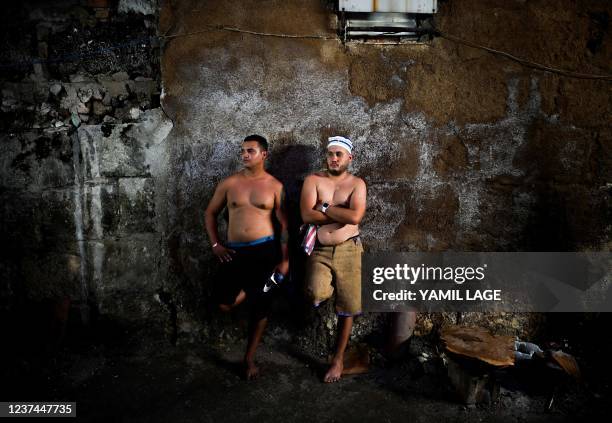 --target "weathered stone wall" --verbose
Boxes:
[0,0,173,336]
[159,0,610,346]
[1,0,610,350]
